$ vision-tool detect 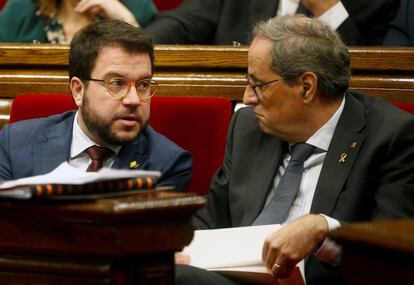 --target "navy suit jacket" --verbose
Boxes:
[194,91,414,284]
[145,0,399,45]
[384,0,414,46]
[0,111,192,192]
